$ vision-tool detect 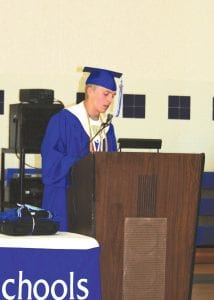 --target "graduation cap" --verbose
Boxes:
[83,66,122,92]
